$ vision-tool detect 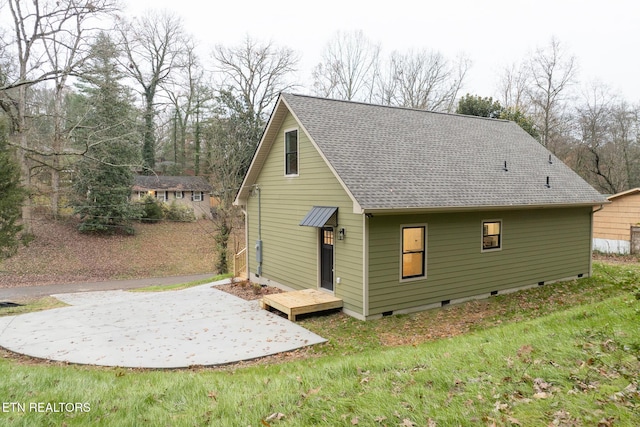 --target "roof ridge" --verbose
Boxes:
[283,92,511,123]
